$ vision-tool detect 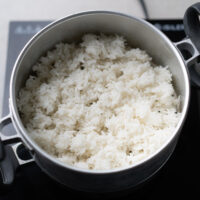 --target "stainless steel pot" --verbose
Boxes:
[1,3,200,193]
